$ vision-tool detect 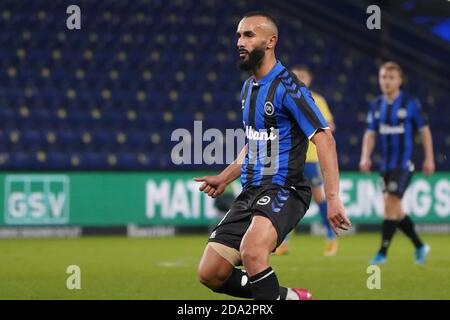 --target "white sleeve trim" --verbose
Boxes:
[308,127,330,140]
